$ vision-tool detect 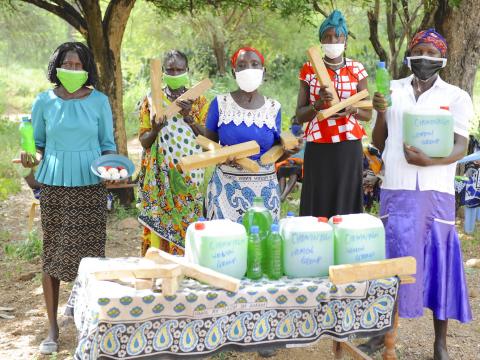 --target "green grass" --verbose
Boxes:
[112,199,140,220]
[4,230,43,261]
[0,65,50,115]
[0,118,23,200]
